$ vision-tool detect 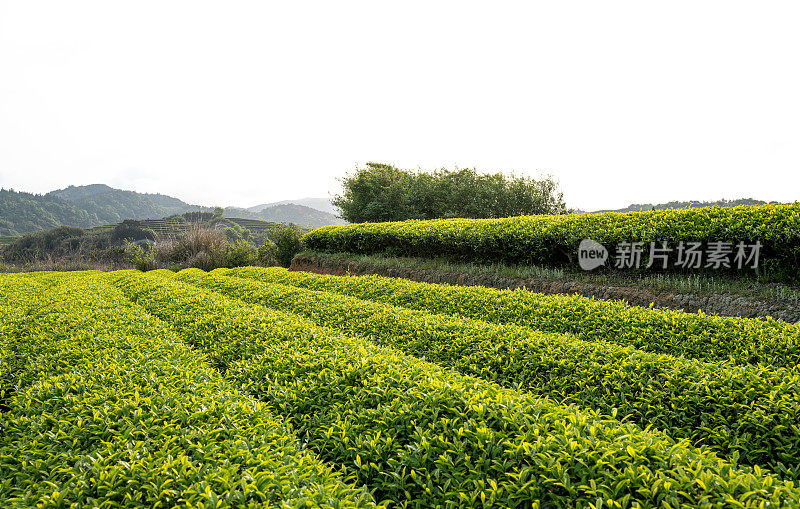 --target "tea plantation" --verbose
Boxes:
[2,268,800,507]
